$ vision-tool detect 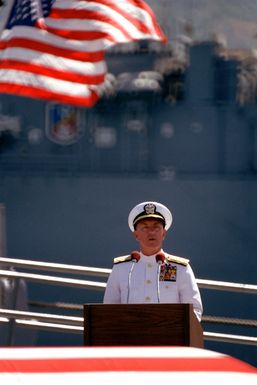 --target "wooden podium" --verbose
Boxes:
[84,303,203,348]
